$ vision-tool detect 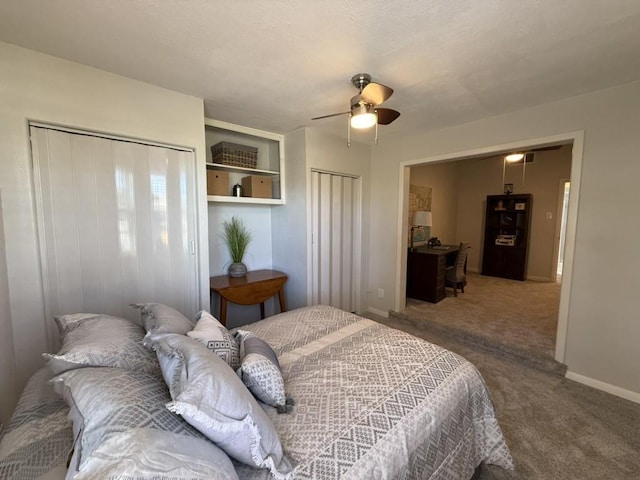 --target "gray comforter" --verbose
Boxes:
[0,305,512,479]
